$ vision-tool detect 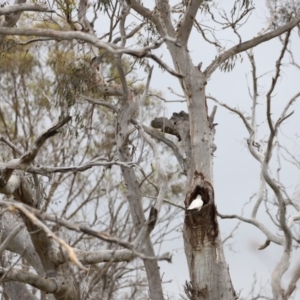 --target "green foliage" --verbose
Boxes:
[95,0,112,11]
[0,38,17,54]
[0,45,37,75]
[219,54,242,73]
[231,0,254,16]
[48,53,98,106]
